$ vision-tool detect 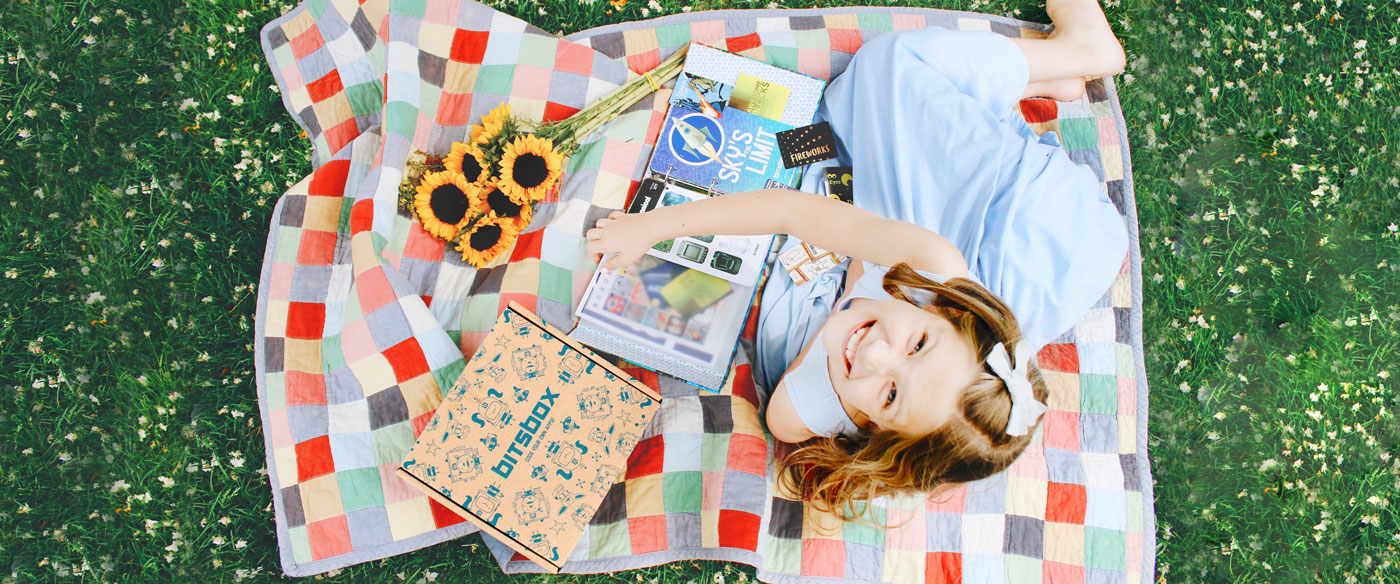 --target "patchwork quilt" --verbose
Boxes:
[255,1,1155,582]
